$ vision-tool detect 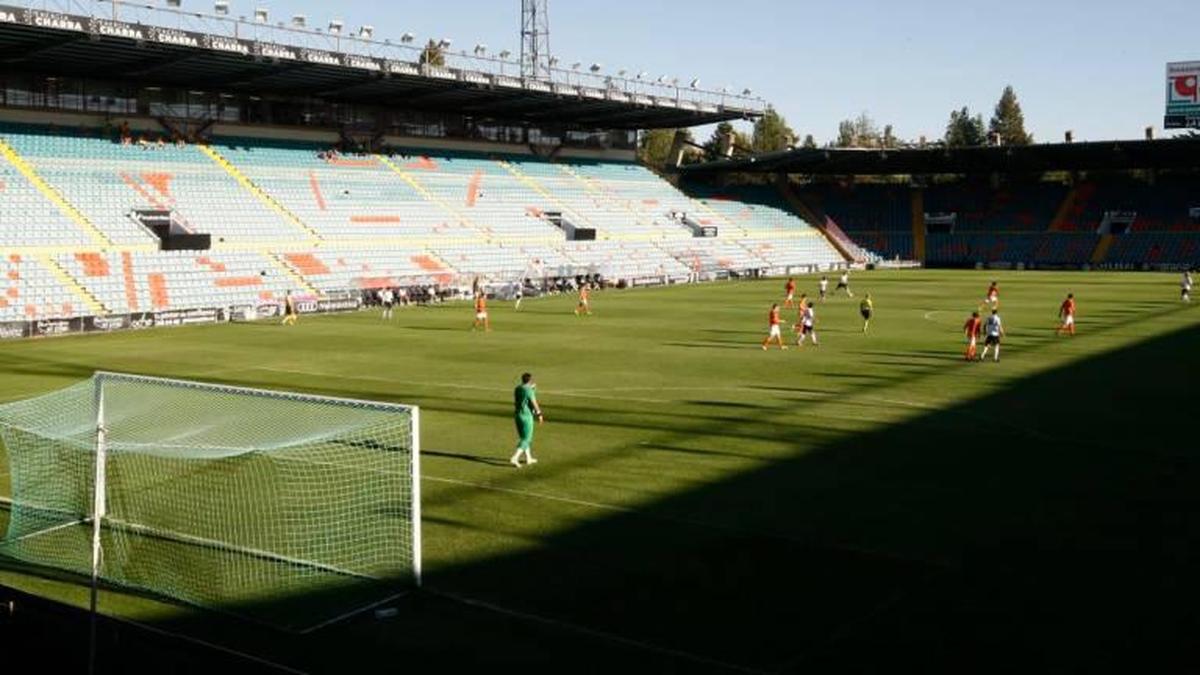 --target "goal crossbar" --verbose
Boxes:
[0,372,422,632]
